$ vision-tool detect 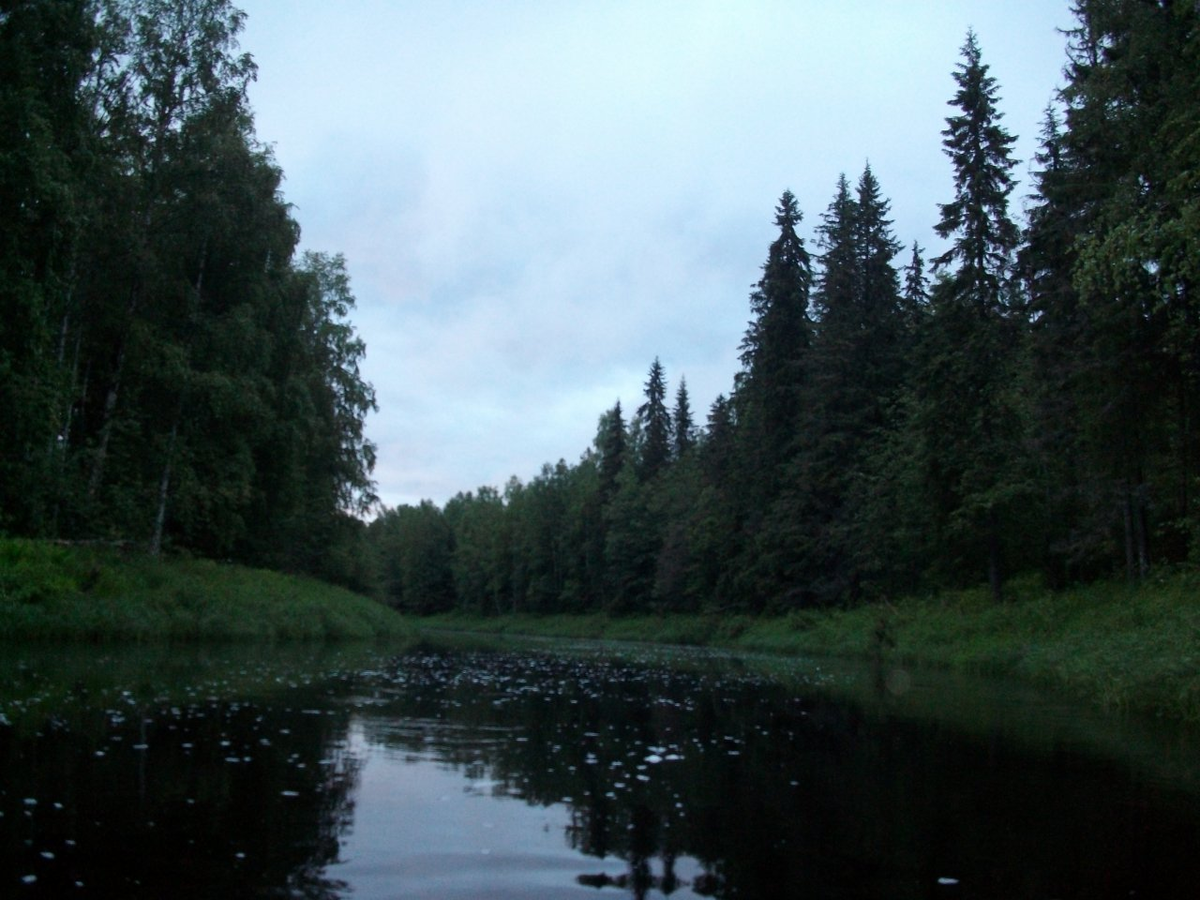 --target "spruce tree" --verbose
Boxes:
[917,29,1029,601]
[734,191,813,507]
[672,377,694,458]
[724,191,814,608]
[1057,0,1200,574]
[1018,105,1105,584]
[637,357,672,480]
[933,30,1020,309]
[902,242,929,314]
[766,166,907,605]
[810,175,857,326]
[595,401,627,505]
